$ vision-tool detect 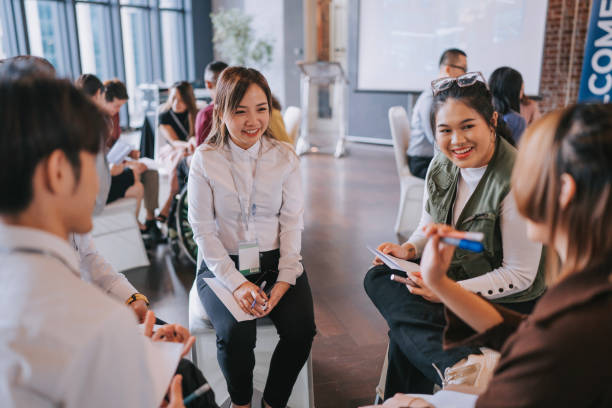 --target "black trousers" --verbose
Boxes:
[407,155,433,180]
[197,249,316,407]
[364,264,537,398]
